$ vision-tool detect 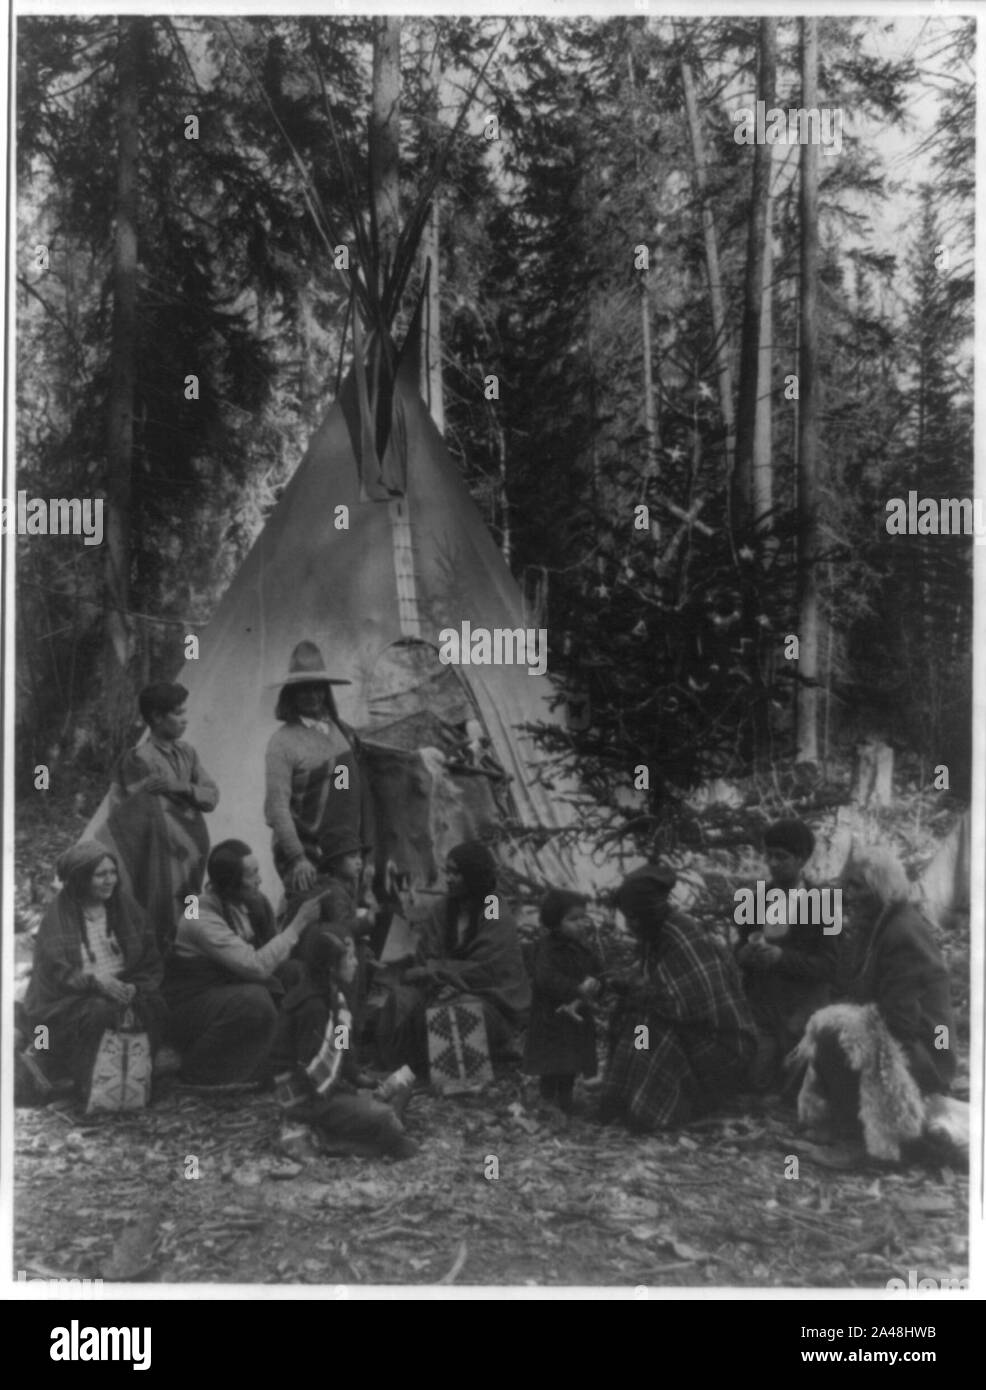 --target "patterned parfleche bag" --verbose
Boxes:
[426,995,493,1095]
[85,1007,152,1114]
